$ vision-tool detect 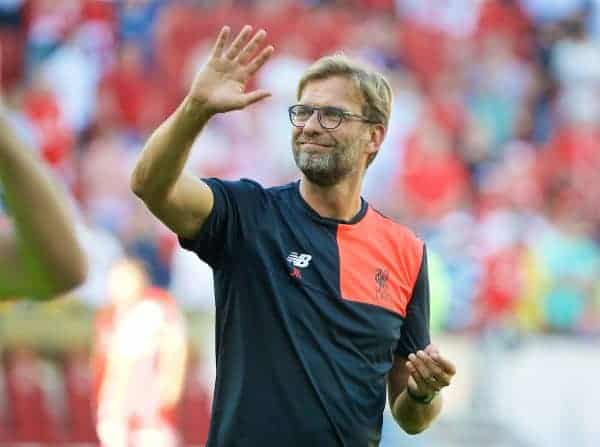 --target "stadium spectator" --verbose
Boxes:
[92,258,187,447]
